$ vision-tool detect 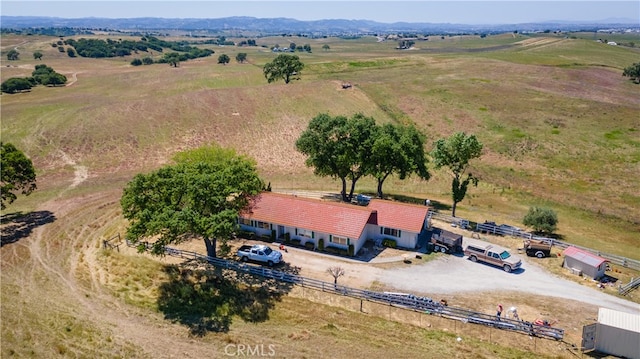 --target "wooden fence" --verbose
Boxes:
[618,277,640,295]
[126,240,565,341]
[428,210,640,271]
